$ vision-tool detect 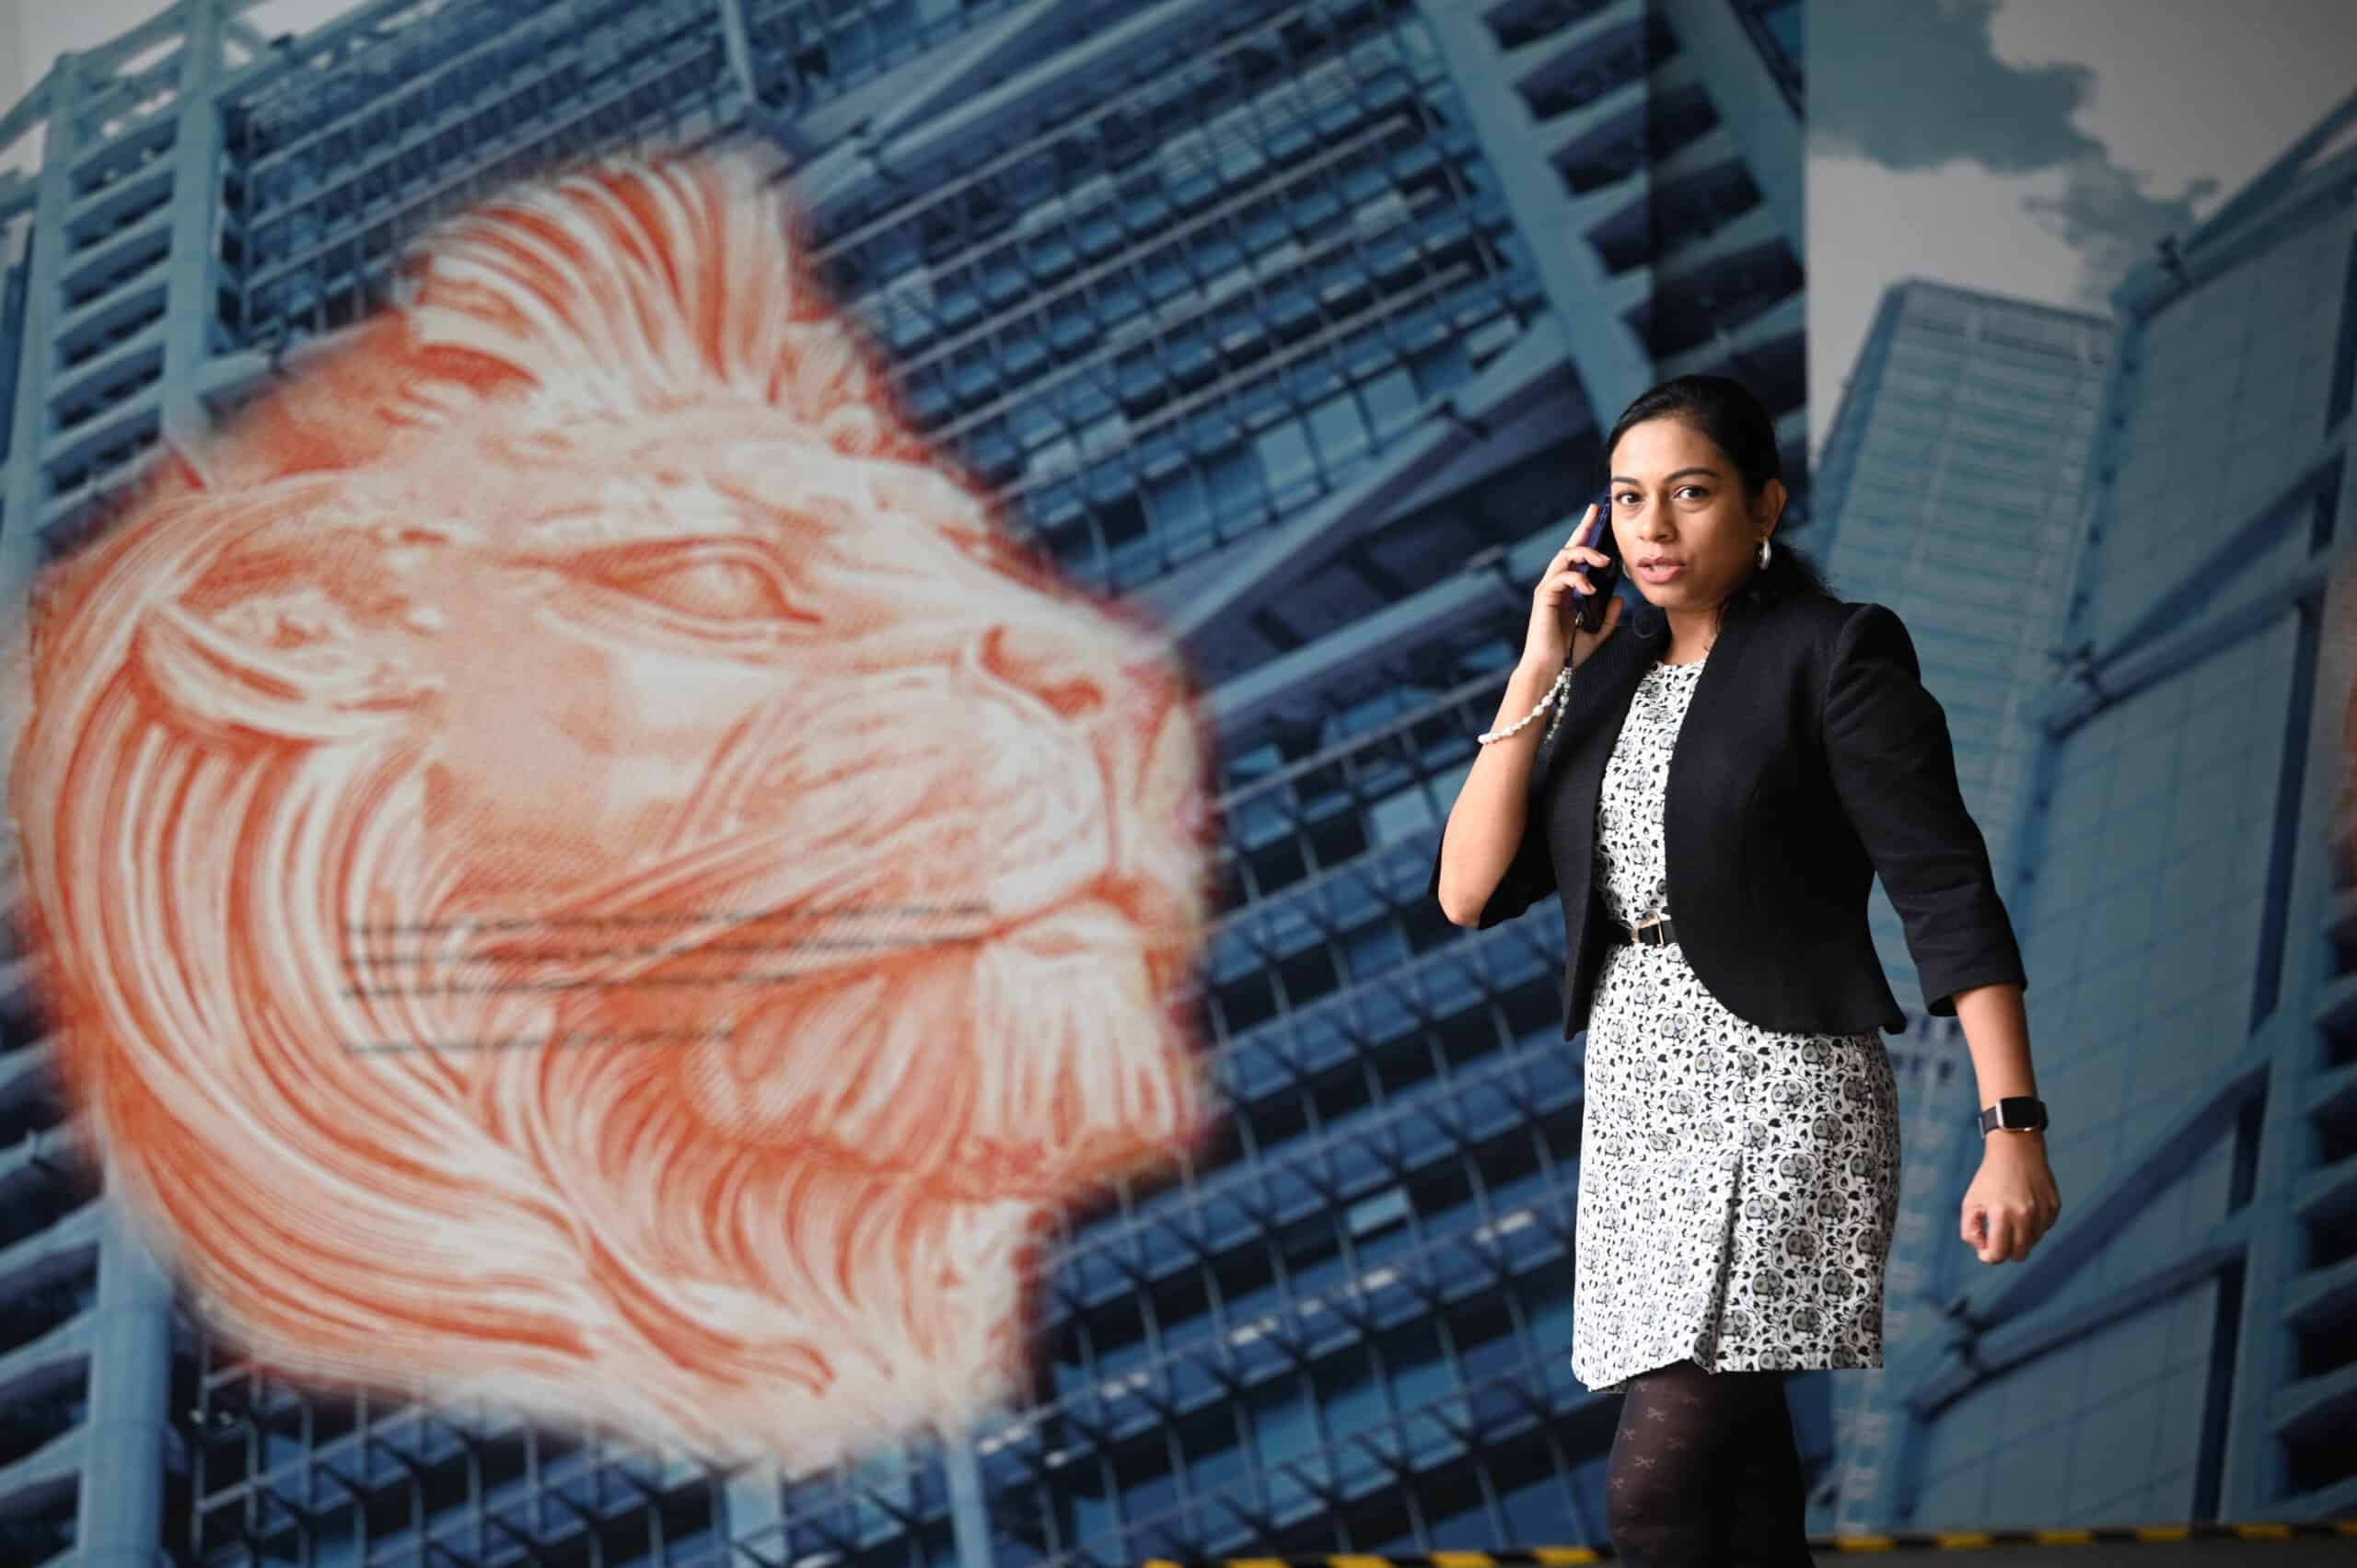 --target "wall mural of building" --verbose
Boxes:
[5,0,2351,1563]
